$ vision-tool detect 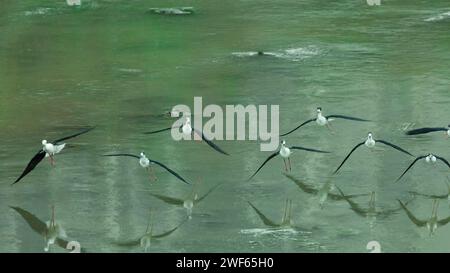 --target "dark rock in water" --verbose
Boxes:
[148,7,194,15]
